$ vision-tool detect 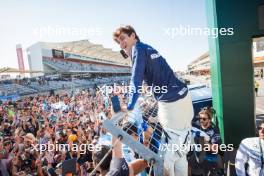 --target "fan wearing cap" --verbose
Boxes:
[236,119,264,176]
